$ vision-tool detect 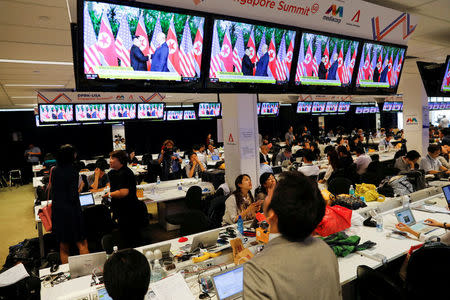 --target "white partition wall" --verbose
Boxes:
[221,94,260,191]
[402,71,429,155]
